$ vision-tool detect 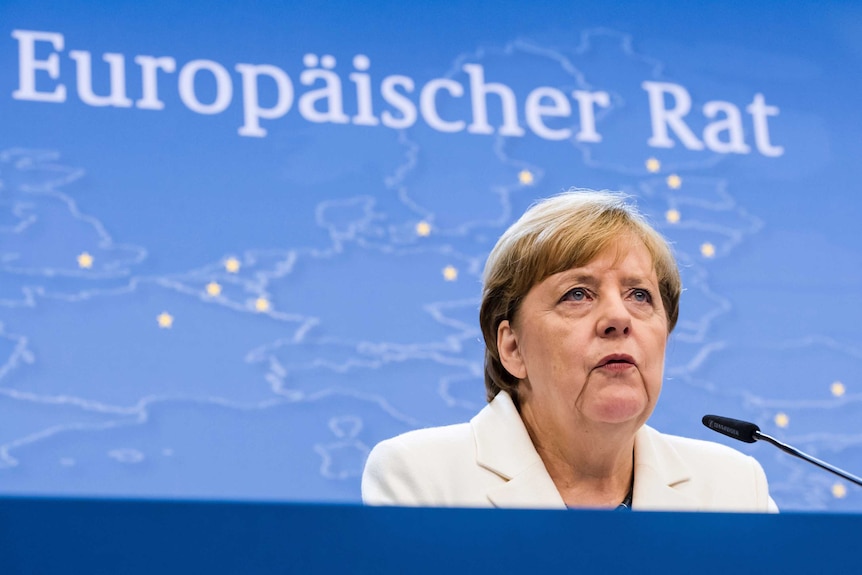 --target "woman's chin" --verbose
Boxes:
[586,395,648,425]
